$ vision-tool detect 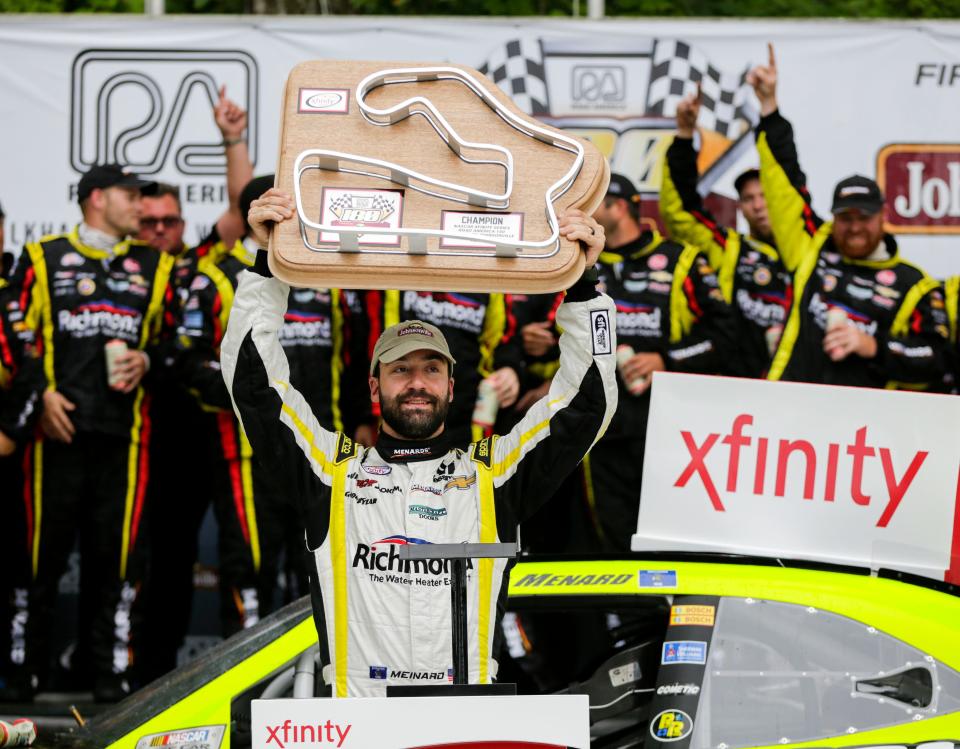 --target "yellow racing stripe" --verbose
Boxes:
[330,461,350,697]
[240,428,261,572]
[119,389,145,579]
